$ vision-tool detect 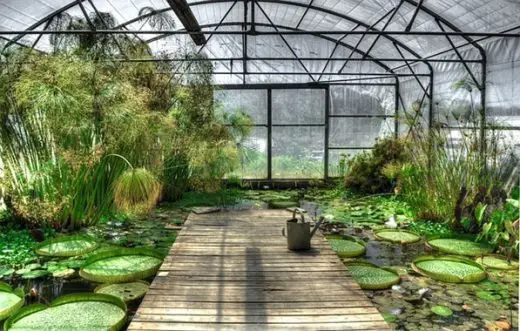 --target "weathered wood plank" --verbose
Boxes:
[128,209,390,330]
